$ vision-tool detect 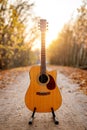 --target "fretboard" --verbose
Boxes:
[41,32,46,74]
